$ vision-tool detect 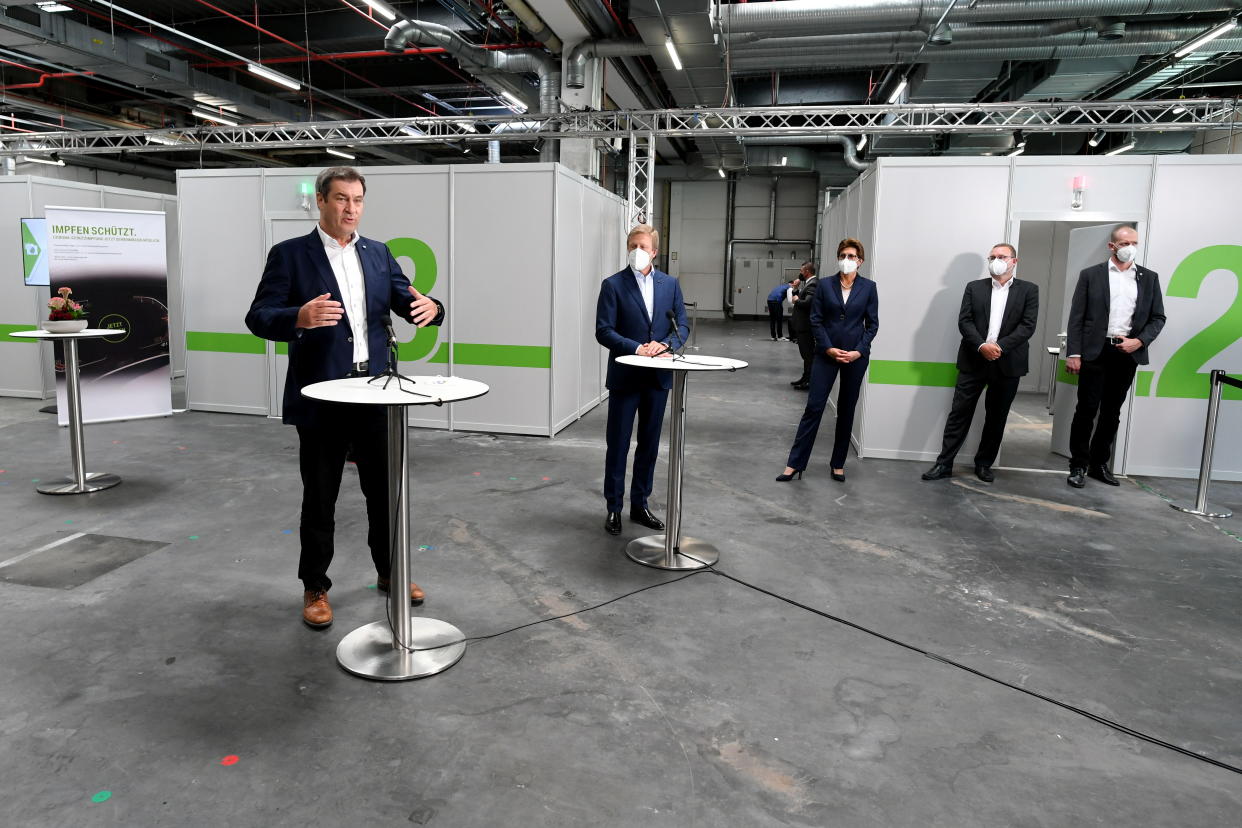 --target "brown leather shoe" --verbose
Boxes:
[377,576,425,605]
[302,589,332,628]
